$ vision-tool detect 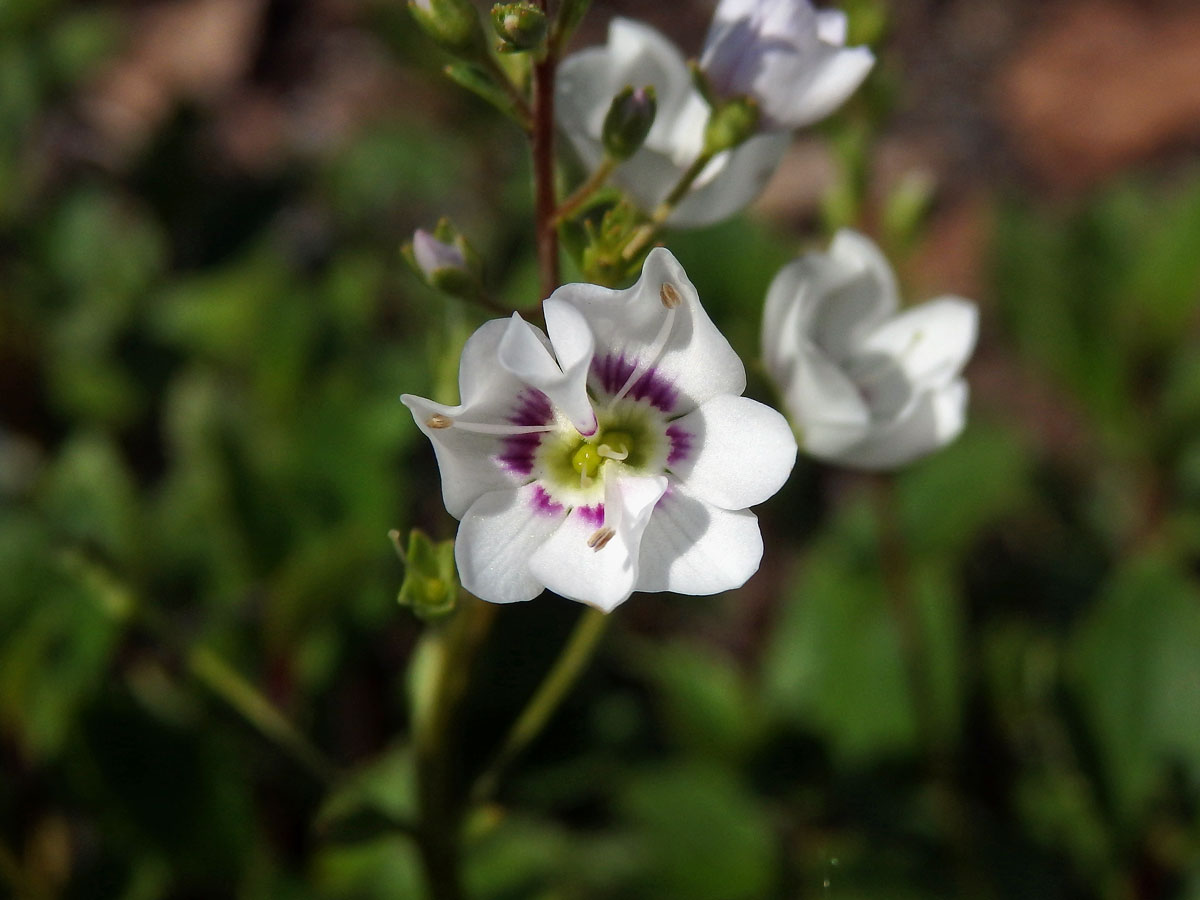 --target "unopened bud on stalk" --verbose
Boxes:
[703,96,760,155]
[404,220,483,300]
[491,1,548,53]
[408,0,485,56]
[394,529,458,621]
[602,85,657,160]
